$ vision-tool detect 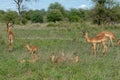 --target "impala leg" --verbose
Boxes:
[97,43,102,52]
[9,43,13,52]
[102,42,107,56]
[92,44,96,56]
[9,44,13,52]
[109,37,113,47]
